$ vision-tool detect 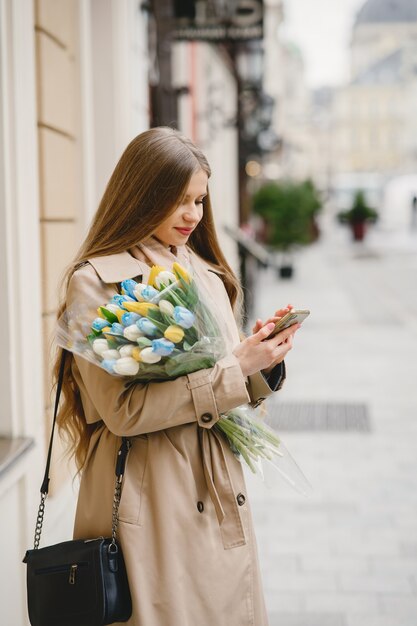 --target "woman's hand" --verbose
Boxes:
[248,304,297,374]
[233,319,300,378]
